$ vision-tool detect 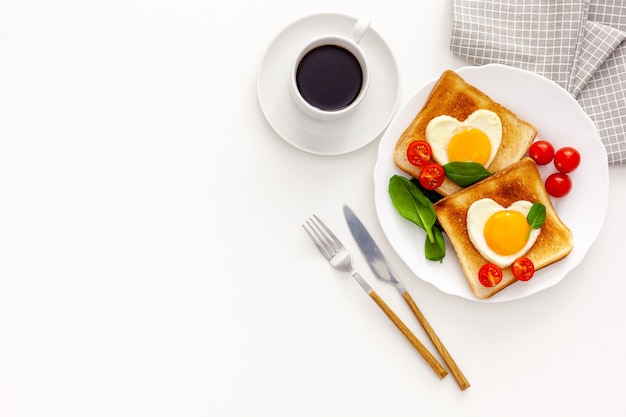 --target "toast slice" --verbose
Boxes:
[433,157,573,299]
[394,69,537,196]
